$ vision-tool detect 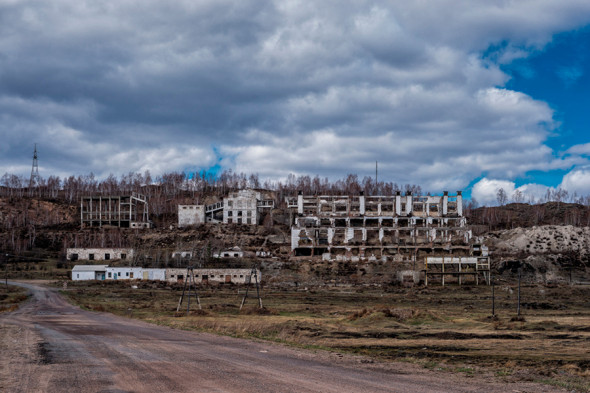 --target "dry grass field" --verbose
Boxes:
[0,284,29,313]
[59,279,590,392]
